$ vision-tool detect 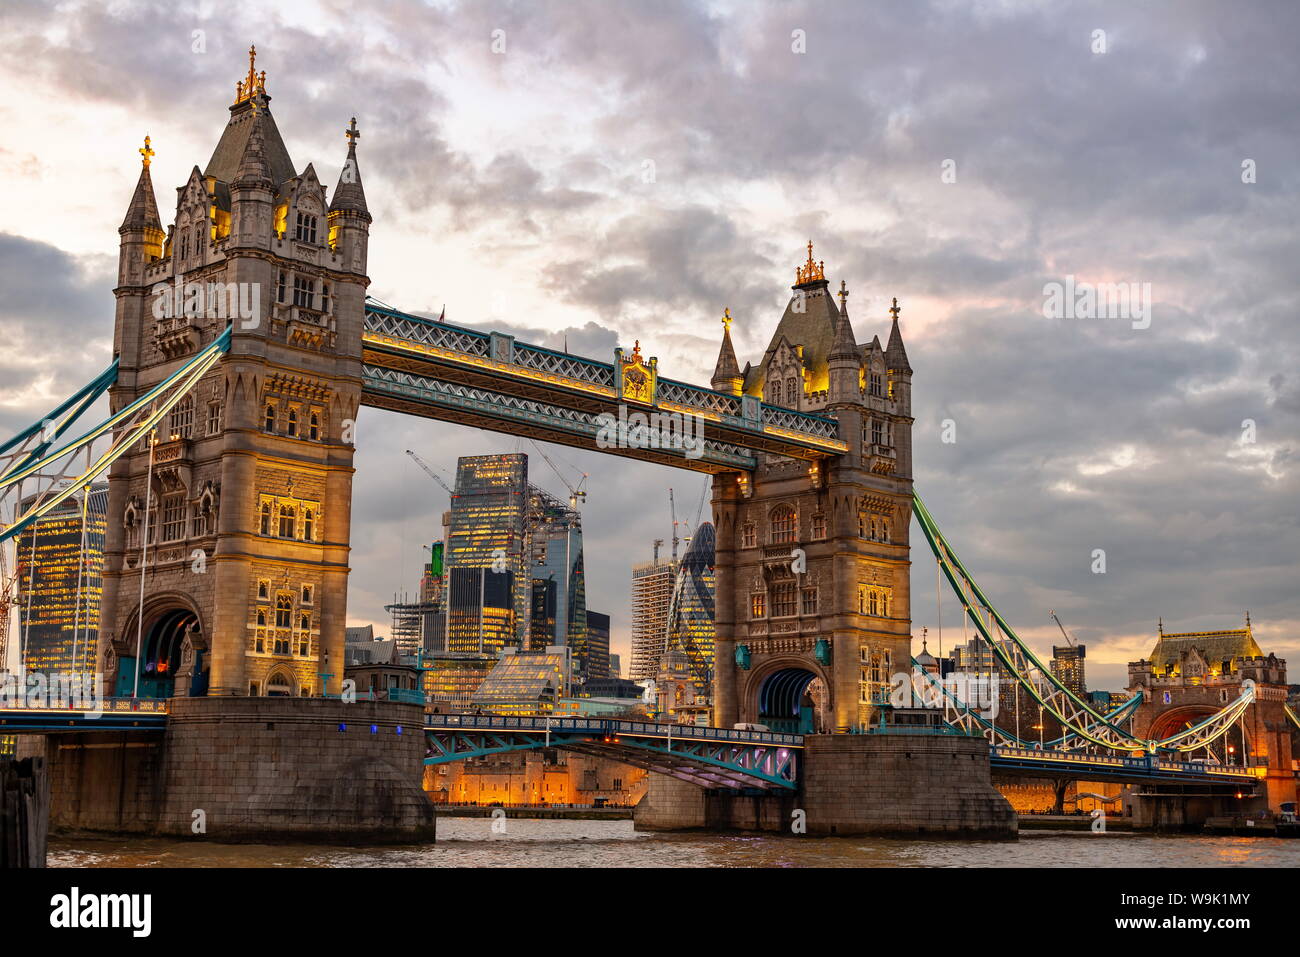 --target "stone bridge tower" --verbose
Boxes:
[710,245,914,733]
[1128,619,1296,811]
[100,49,369,698]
